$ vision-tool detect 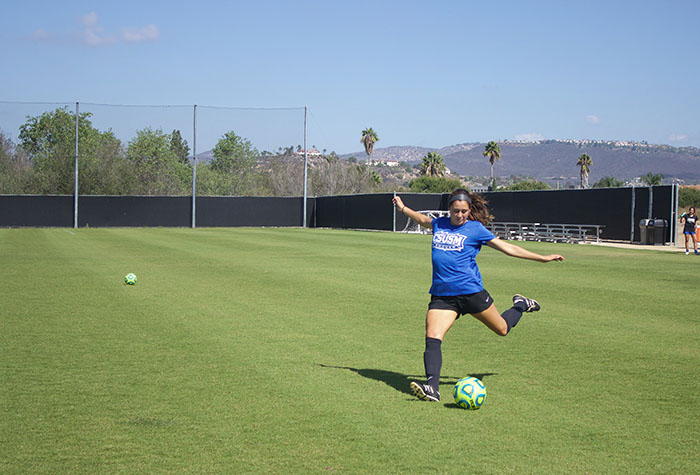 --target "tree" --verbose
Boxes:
[408,175,463,193]
[576,153,593,189]
[210,131,259,173]
[360,127,379,165]
[0,131,32,193]
[127,127,191,195]
[170,129,190,164]
[201,131,261,196]
[593,176,624,188]
[420,152,446,177]
[640,172,663,186]
[18,107,124,194]
[483,141,501,190]
[679,186,700,209]
[369,170,382,185]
